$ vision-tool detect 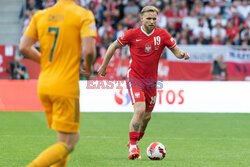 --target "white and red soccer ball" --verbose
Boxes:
[147,142,166,160]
